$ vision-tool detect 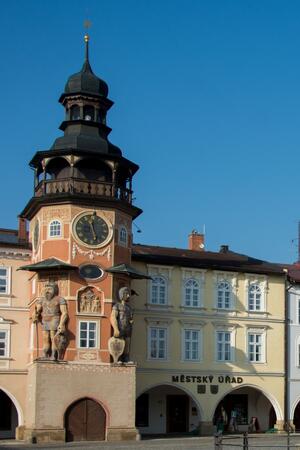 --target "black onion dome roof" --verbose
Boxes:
[64,59,109,98]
